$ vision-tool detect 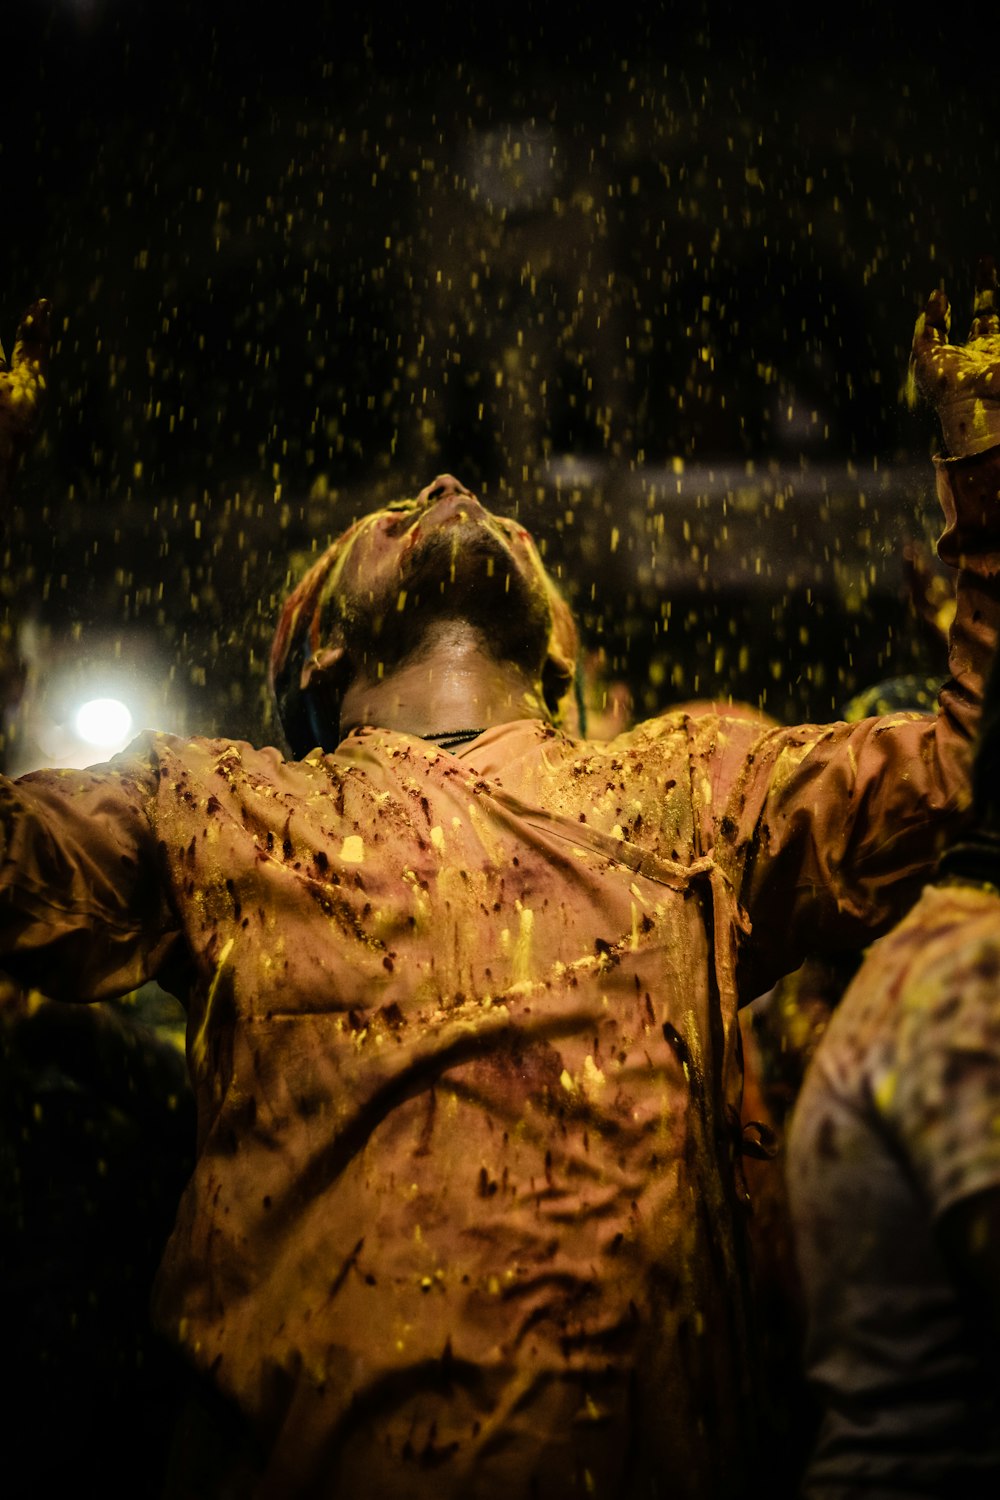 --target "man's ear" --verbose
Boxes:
[300,644,347,691]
